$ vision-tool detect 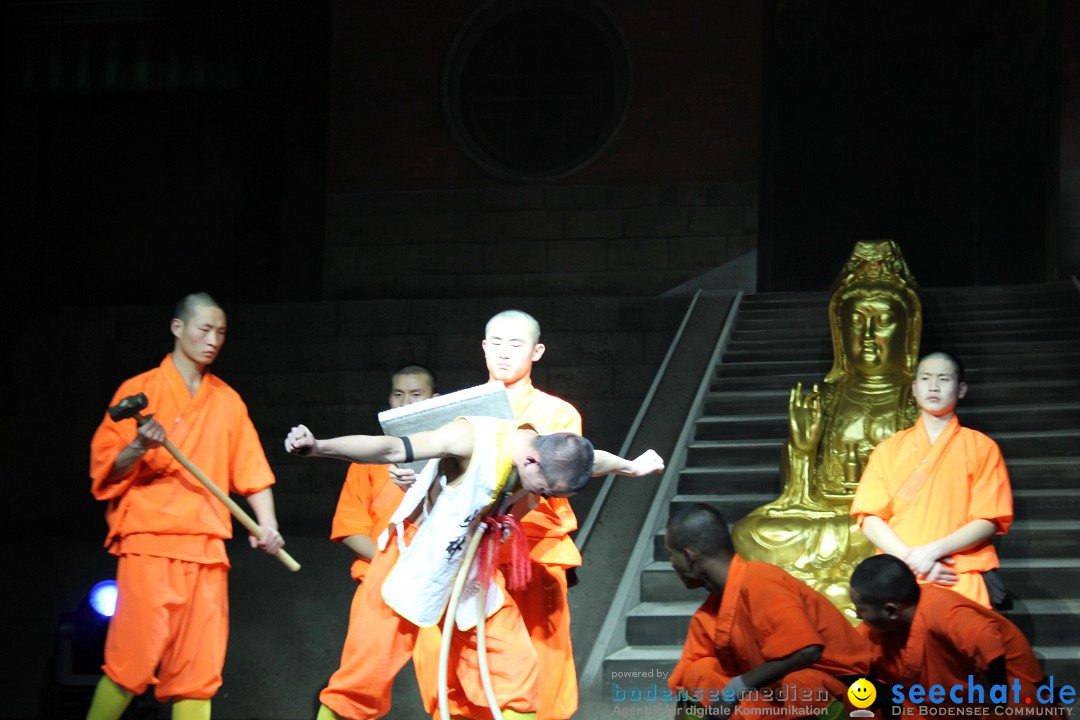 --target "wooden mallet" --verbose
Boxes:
[108,392,300,572]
